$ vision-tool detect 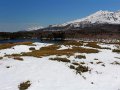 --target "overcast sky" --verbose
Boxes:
[0,0,120,32]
